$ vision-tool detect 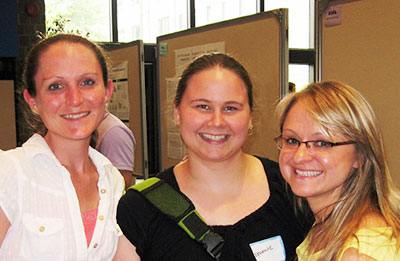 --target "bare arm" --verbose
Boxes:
[119,170,135,190]
[0,206,10,247]
[113,234,140,261]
